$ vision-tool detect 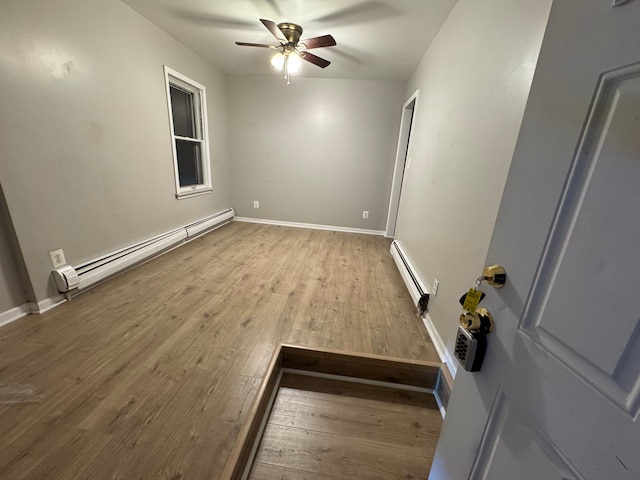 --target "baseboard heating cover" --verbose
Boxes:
[52,208,234,294]
[390,240,429,314]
